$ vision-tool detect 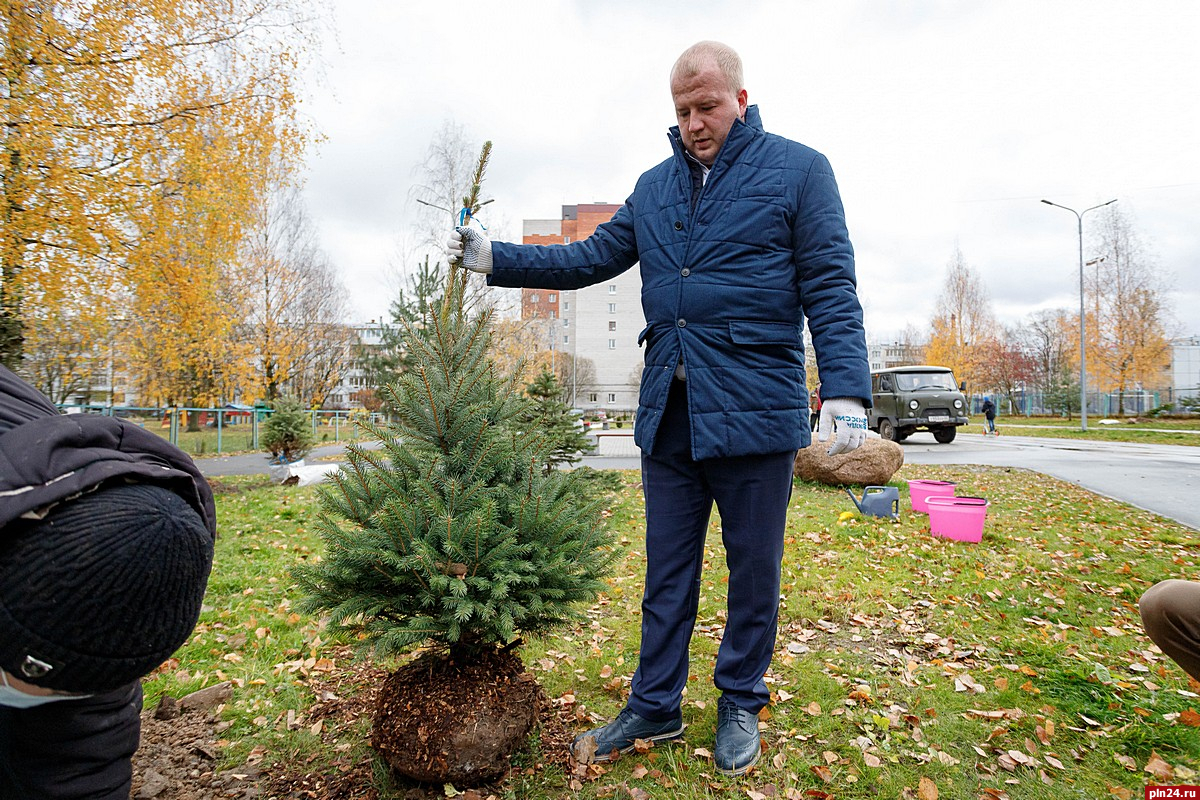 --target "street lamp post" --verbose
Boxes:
[1040,198,1117,432]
